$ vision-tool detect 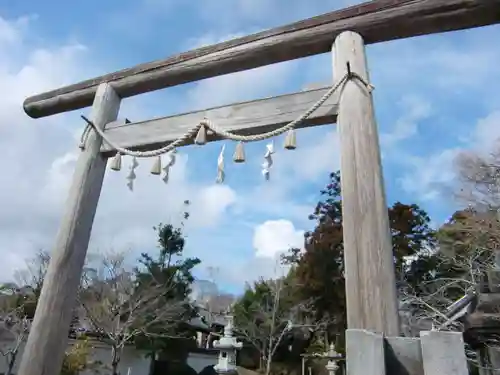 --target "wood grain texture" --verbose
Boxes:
[17,84,121,375]
[333,31,400,335]
[24,0,500,118]
[100,86,339,154]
